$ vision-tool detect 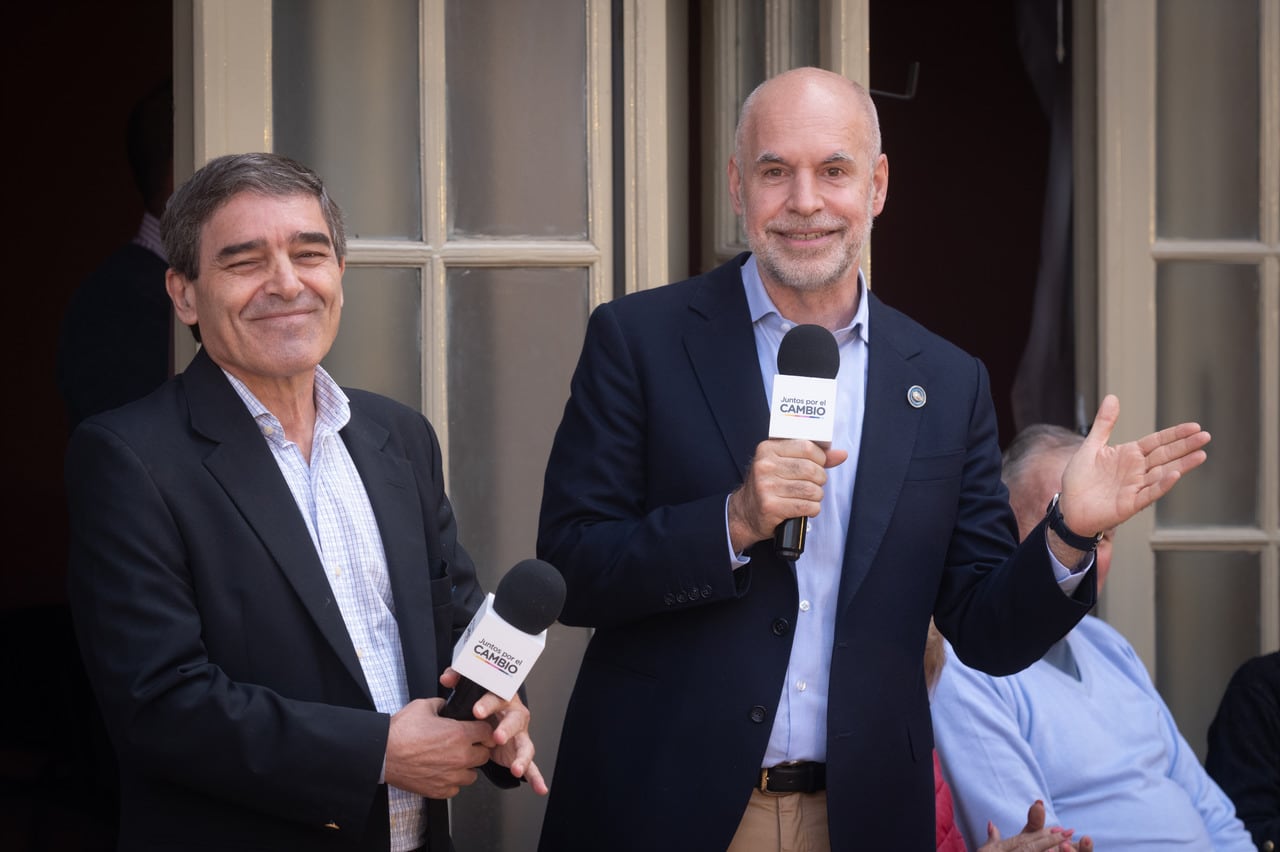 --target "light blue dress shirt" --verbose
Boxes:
[738,256,869,765]
[730,256,1089,768]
